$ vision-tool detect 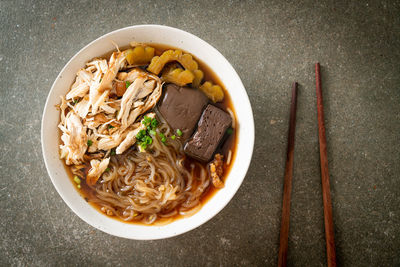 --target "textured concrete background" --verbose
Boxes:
[1,0,399,266]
